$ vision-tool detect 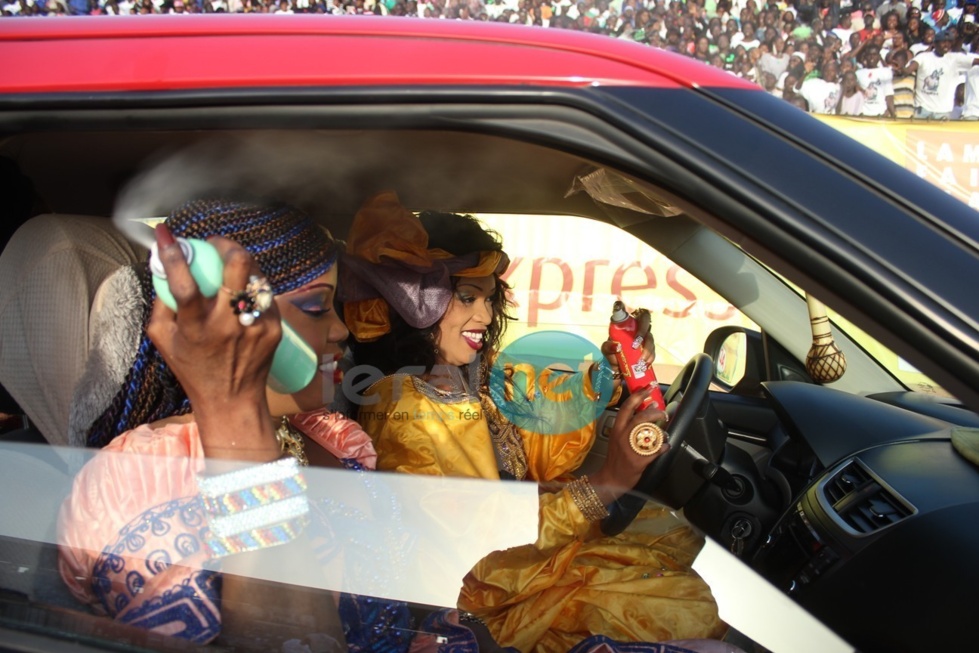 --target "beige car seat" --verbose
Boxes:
[0,214,145,446]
